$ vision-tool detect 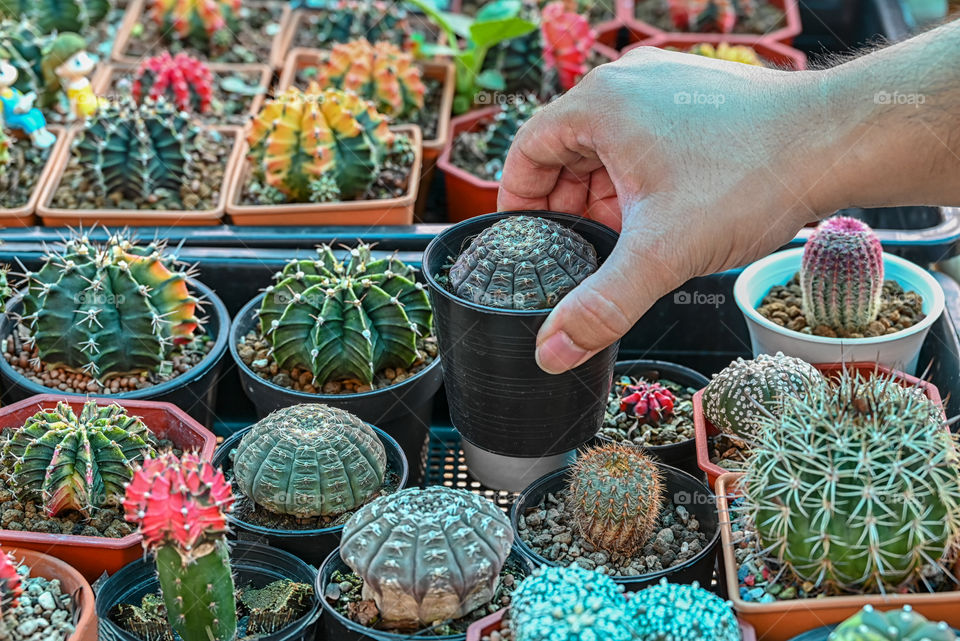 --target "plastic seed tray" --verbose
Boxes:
[423,426,518,511]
